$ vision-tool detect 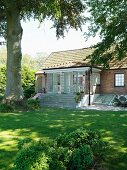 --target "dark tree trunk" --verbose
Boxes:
[4,7,24,102]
